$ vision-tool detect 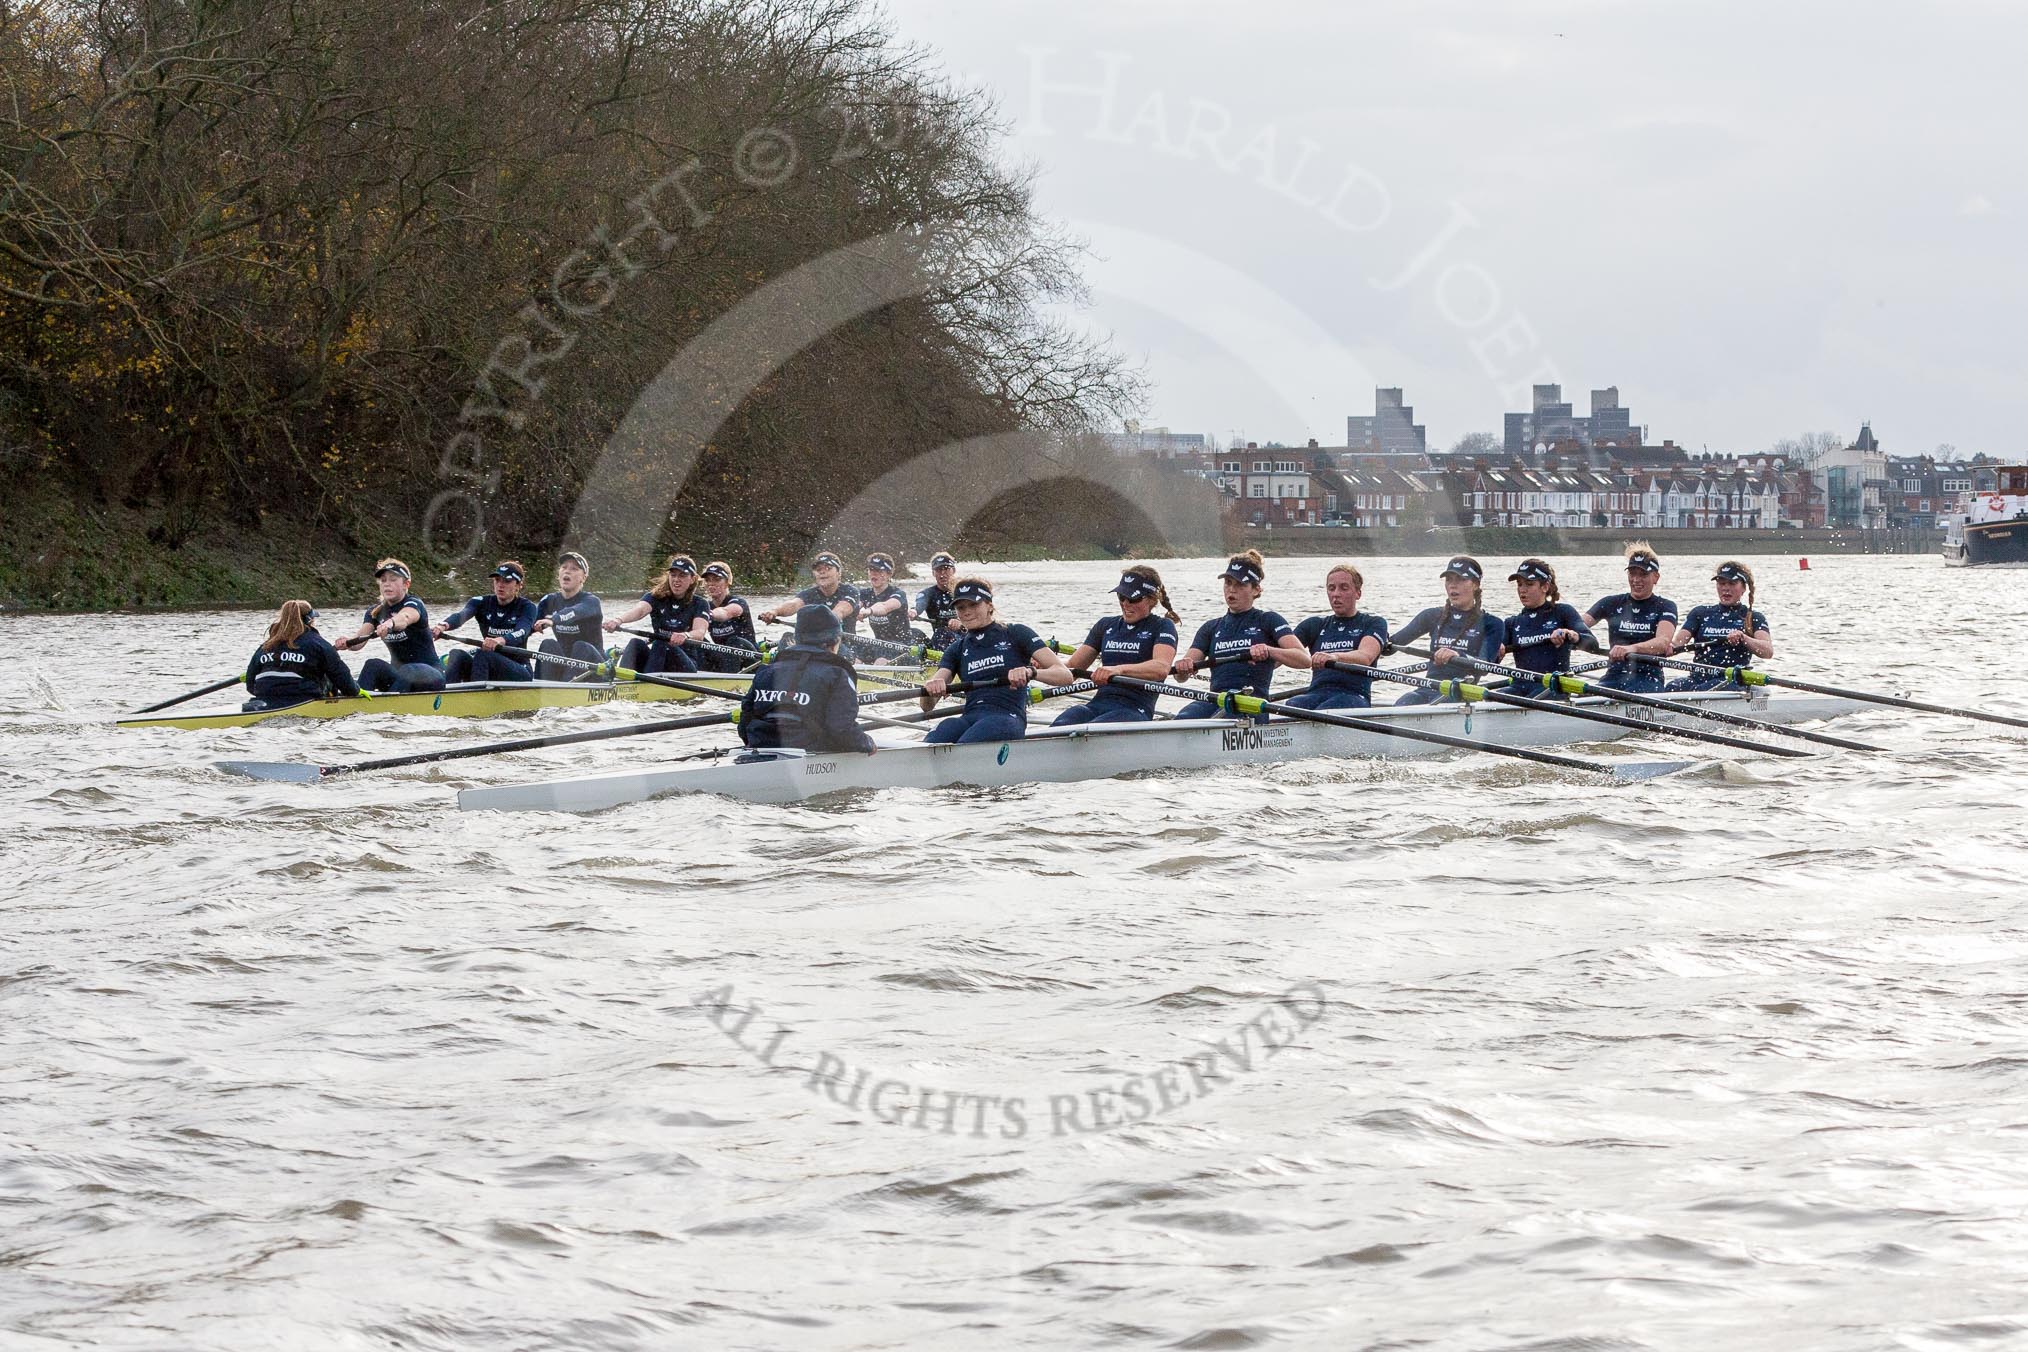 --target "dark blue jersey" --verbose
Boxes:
[797,583,861,634]
[245,629,359,703]
[1585,592,1679,685]
[641,587,710,640]
[915,584,959,641]
[707,594,756,647]
[442,594,539,650]
[1679,603,1770,670]
[738,646,875,755]
[1392,605,1504,683]
[1080,613,1179,715]
[1294,611,1390,699]
[1502,602,1590,676]
[1188,608,1295,696]
[536,591,605,651]
[858,583,915,643]
[937,622,1048,718]
[361,597,438,667]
